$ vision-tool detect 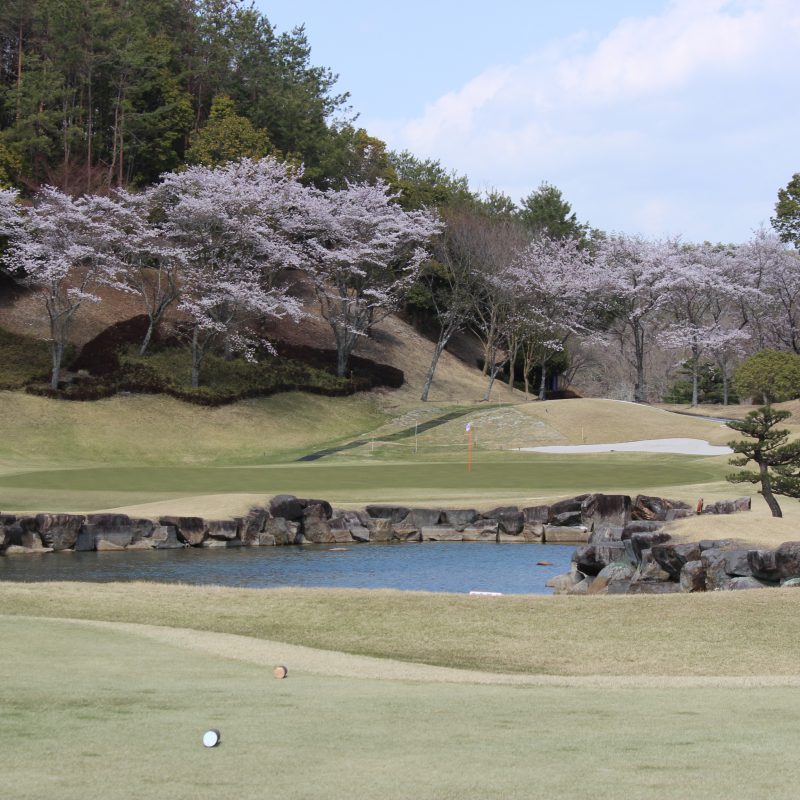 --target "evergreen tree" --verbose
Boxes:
[727,407,800,518]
